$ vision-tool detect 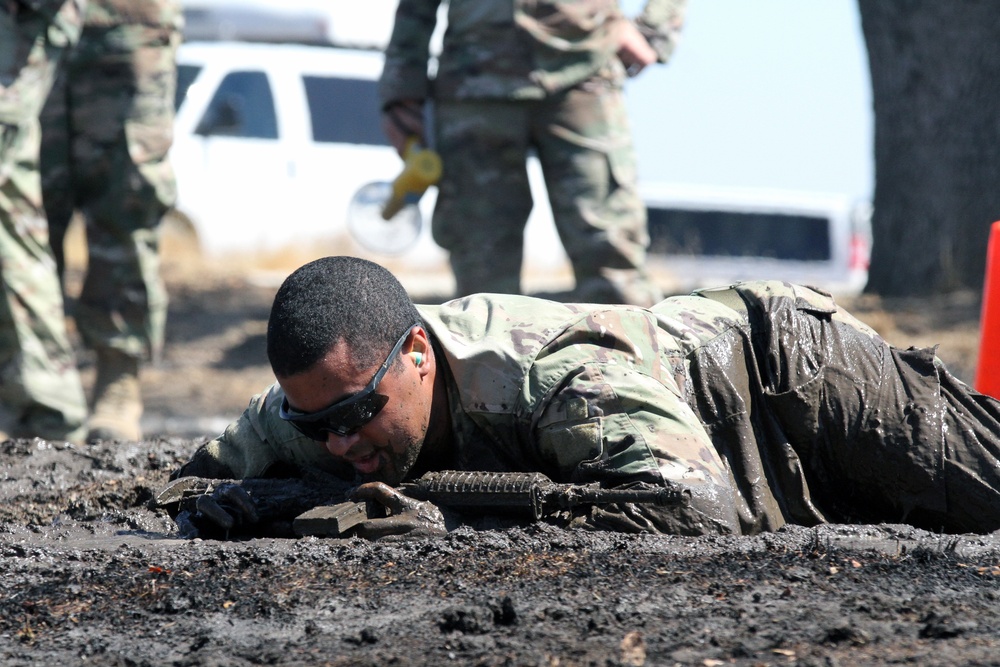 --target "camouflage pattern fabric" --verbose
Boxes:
[39,0,180,362]
[379,0,686,305]
[379,0,687,103]
[0,0,87,440]
[433,85,657,303]
[175,280,1000,536]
